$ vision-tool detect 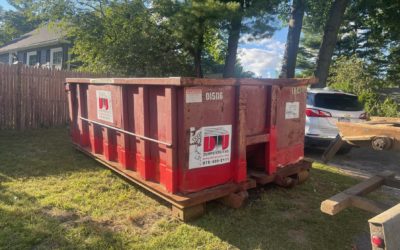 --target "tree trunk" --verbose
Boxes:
[313,0,349,88]
[194,22,205,78]
[194,47,203,78]
[223,14,243,78]
[280,0,305,78]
